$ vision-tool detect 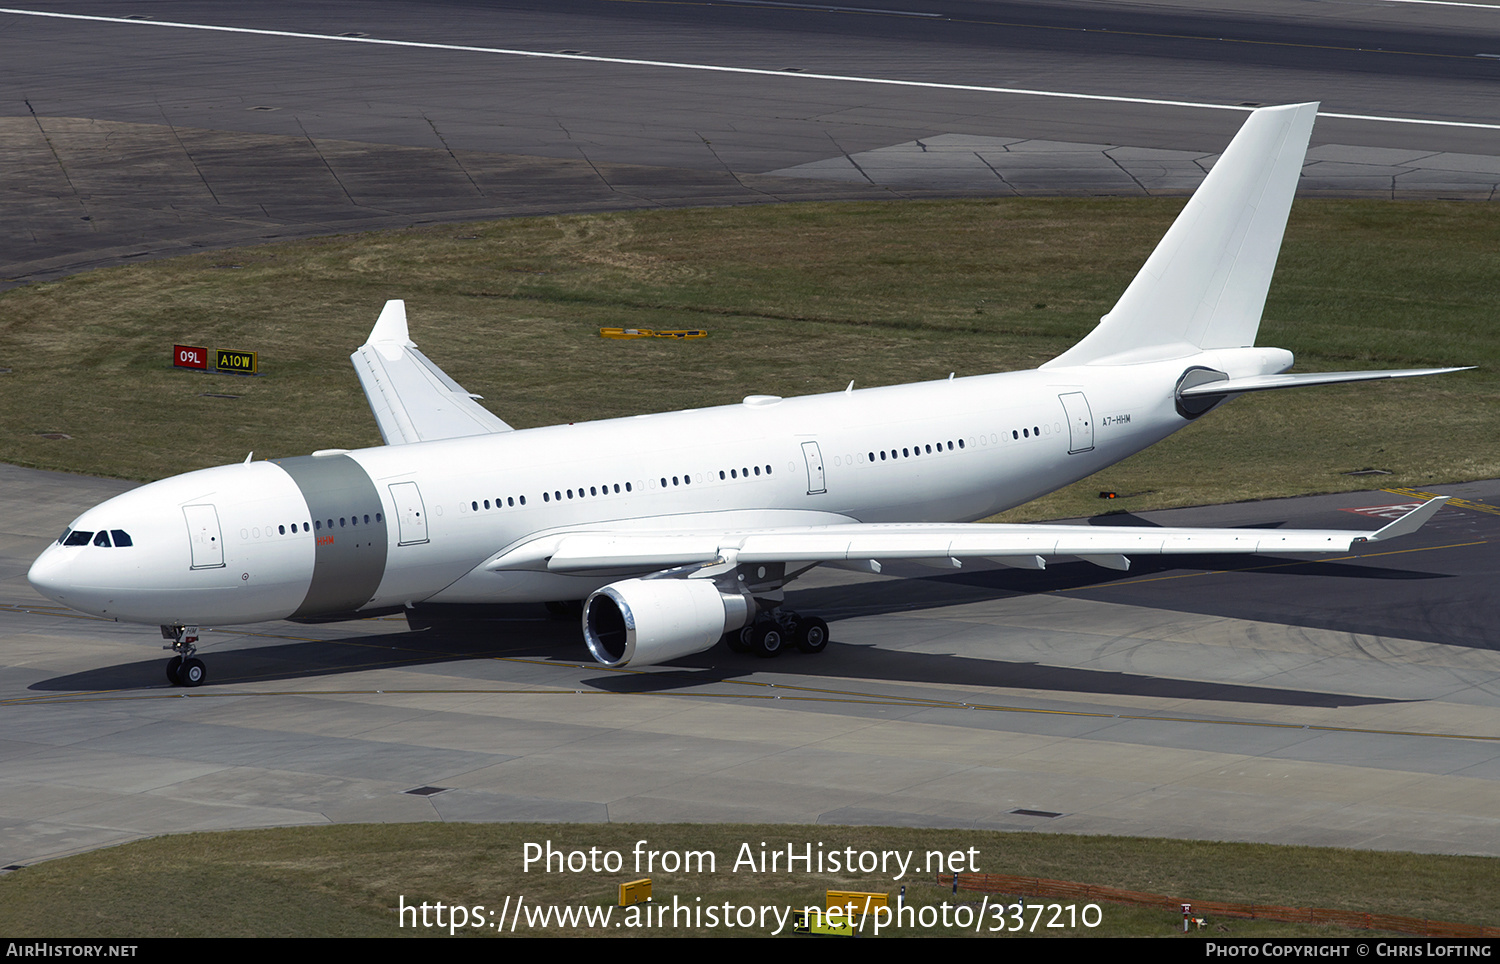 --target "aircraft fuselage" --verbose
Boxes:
[27,346,1288,627]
